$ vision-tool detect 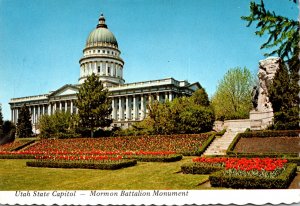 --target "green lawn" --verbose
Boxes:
[0,157,212,190]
